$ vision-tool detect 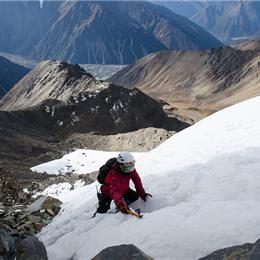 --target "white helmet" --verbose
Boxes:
[117,152,135,164]
[117,152,135,173]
